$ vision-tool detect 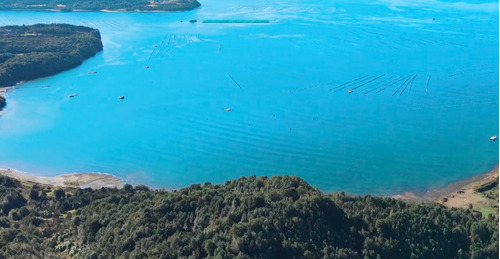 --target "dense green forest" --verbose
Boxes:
[0,24,102,109]
[0,0,200,12]
[0,175,497,258]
